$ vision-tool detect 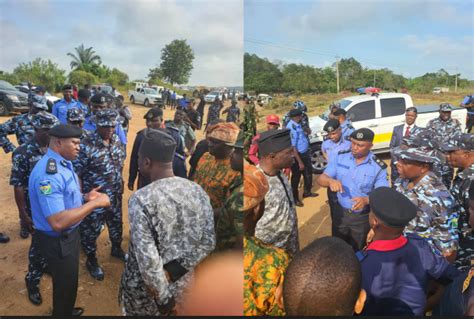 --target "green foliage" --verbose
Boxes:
[159,39,195,85]
[67,44,103,77]
[13,58,66,92]
[148,67,164,82]
[68,70,98,87]
[105,68,129,87]
[0,71,20,85]
[244,53,283,93]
